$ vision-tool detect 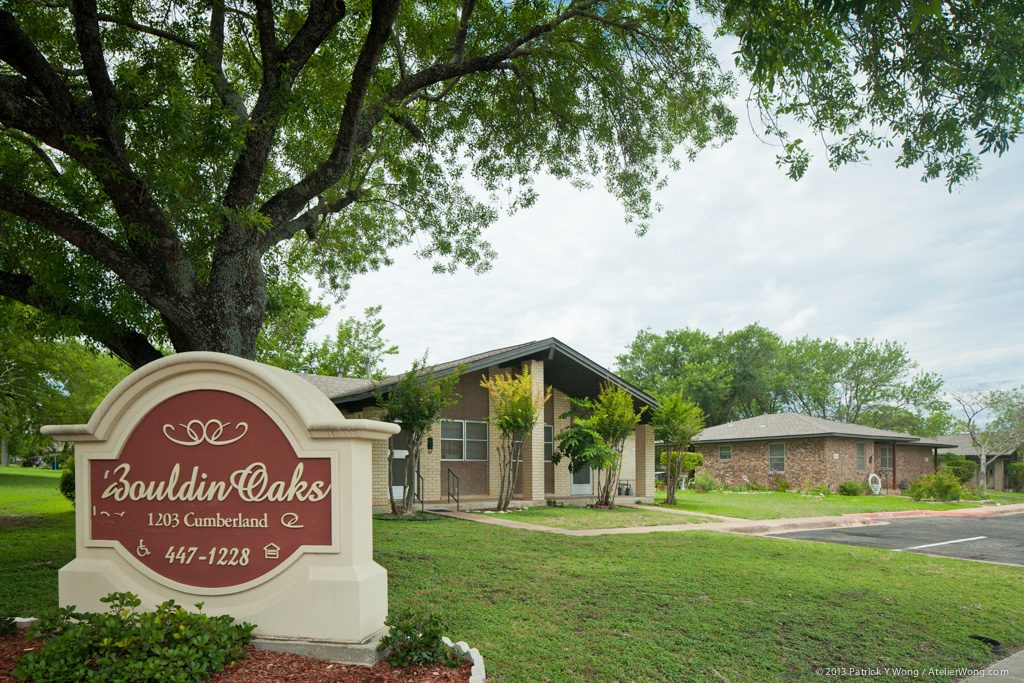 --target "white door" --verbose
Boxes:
[390,429,415,500]
[571,466,592,496]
